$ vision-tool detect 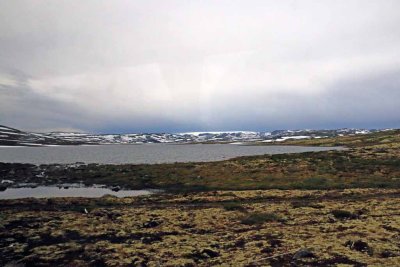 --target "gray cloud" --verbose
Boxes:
[0,0,399,132]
